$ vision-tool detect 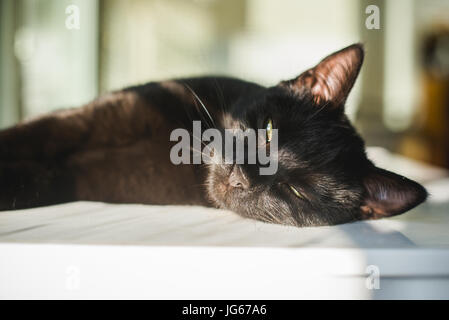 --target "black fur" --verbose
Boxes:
[0,44,427,227]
